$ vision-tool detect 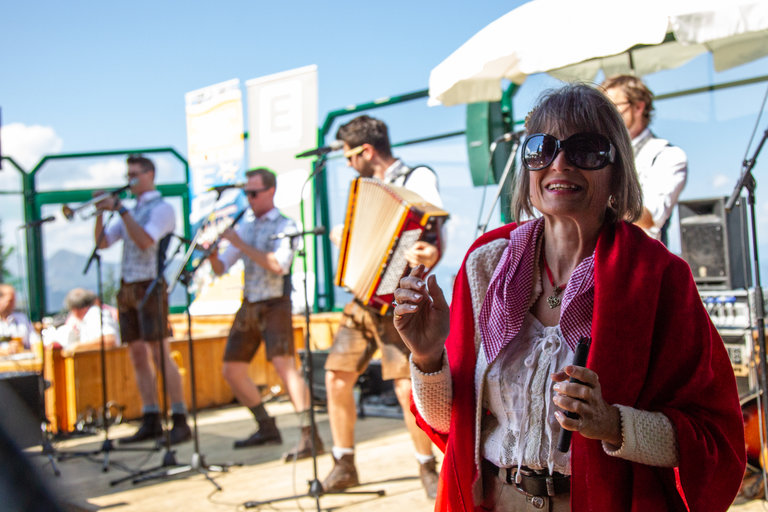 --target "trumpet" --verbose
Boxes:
[62,179,138,221]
